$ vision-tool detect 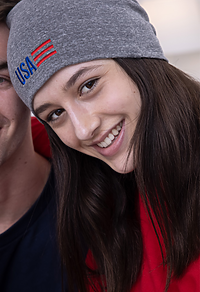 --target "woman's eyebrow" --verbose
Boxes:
[64,65,102,90]
[34,103,52,117]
